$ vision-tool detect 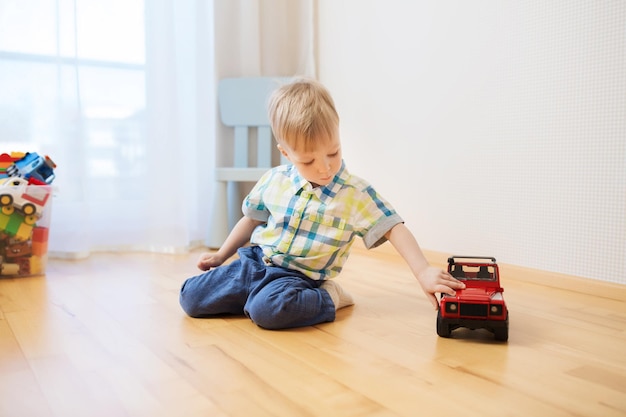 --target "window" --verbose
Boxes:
[0,0,146,201]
